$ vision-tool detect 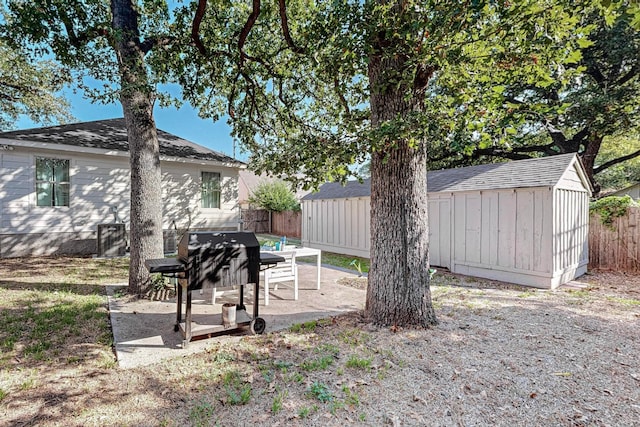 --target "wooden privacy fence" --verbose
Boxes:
[241,209,270,233]
[240,209,301,238]
[589,206,640,271]
[272,210,301,238]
